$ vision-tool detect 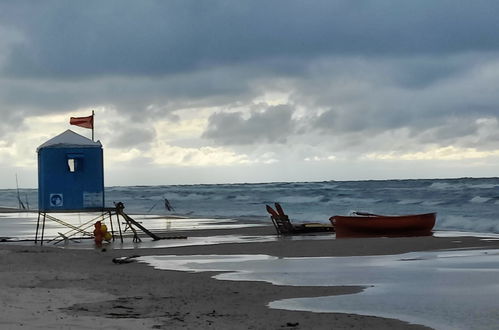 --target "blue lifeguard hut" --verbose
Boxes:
[35,128,168,245]
[37,129,104,211]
